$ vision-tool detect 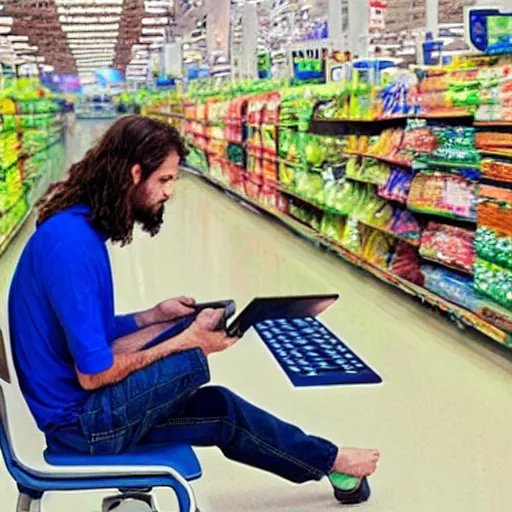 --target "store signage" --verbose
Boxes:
[466,7,512,54]
[291,48,326,84]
